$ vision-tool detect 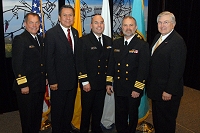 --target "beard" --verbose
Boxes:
[123,29,134,37]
